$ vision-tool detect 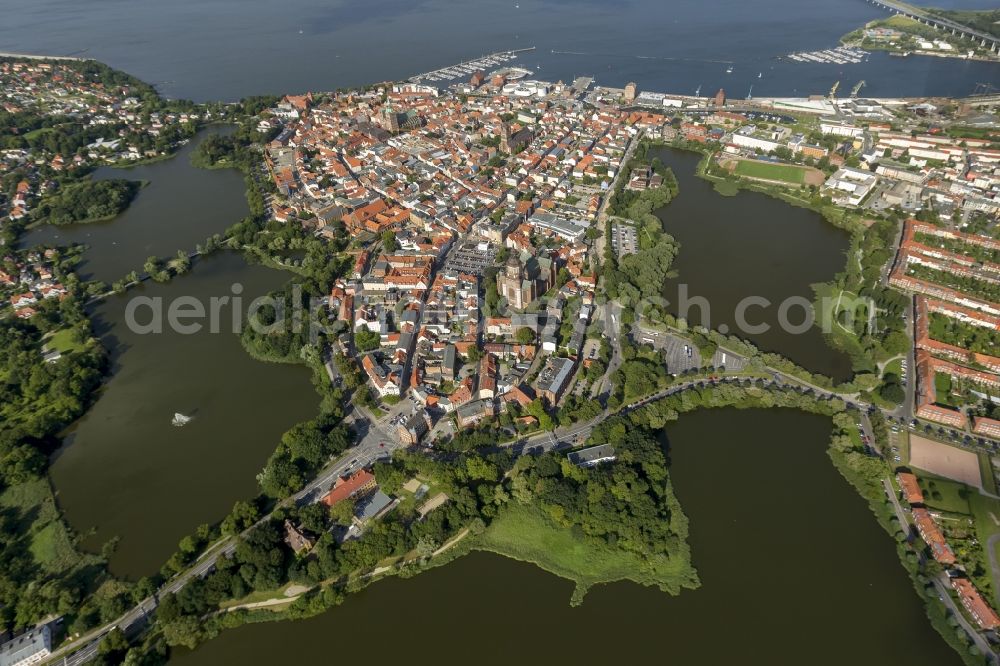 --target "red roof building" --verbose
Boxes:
[973,416,1000,439]
[321,469,377,507]
[951,577,1000,630]
[912,508,956,565]
[896,472,924,505]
